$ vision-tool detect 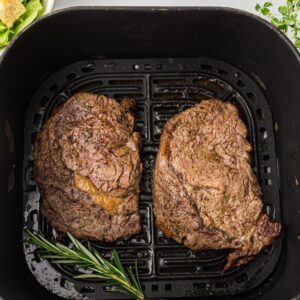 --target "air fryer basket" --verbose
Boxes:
[0,7,299,300]
[23,57,282,299]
